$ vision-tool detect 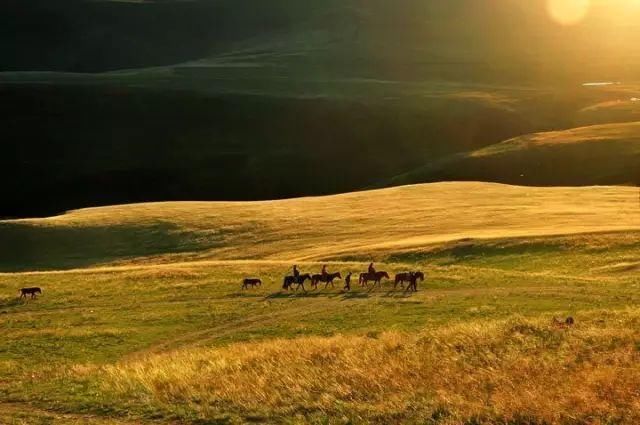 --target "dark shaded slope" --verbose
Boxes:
[390,123,640,187]
[2,83,528,217]
[0,0,337,72]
